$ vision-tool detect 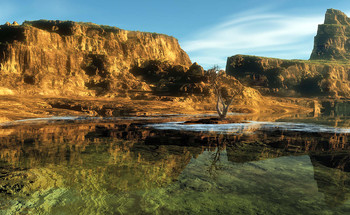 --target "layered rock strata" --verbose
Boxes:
[0,20,191,96]
[310,9,350,60]
[226,9,350,98]
[226,55,350,97]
